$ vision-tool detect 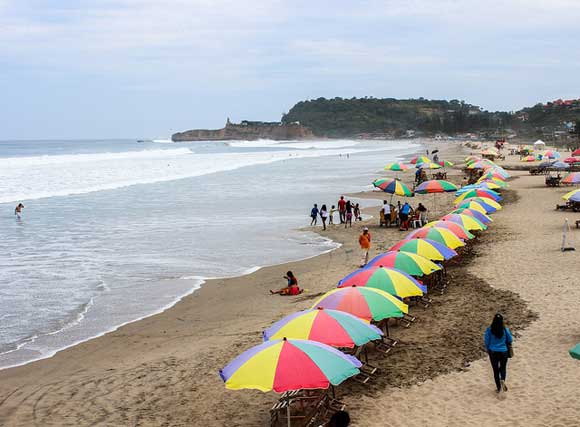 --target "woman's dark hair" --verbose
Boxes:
[490,313,505,338]
[286,271,293,277]
[321,204,327,211]
[328,410,350,427]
